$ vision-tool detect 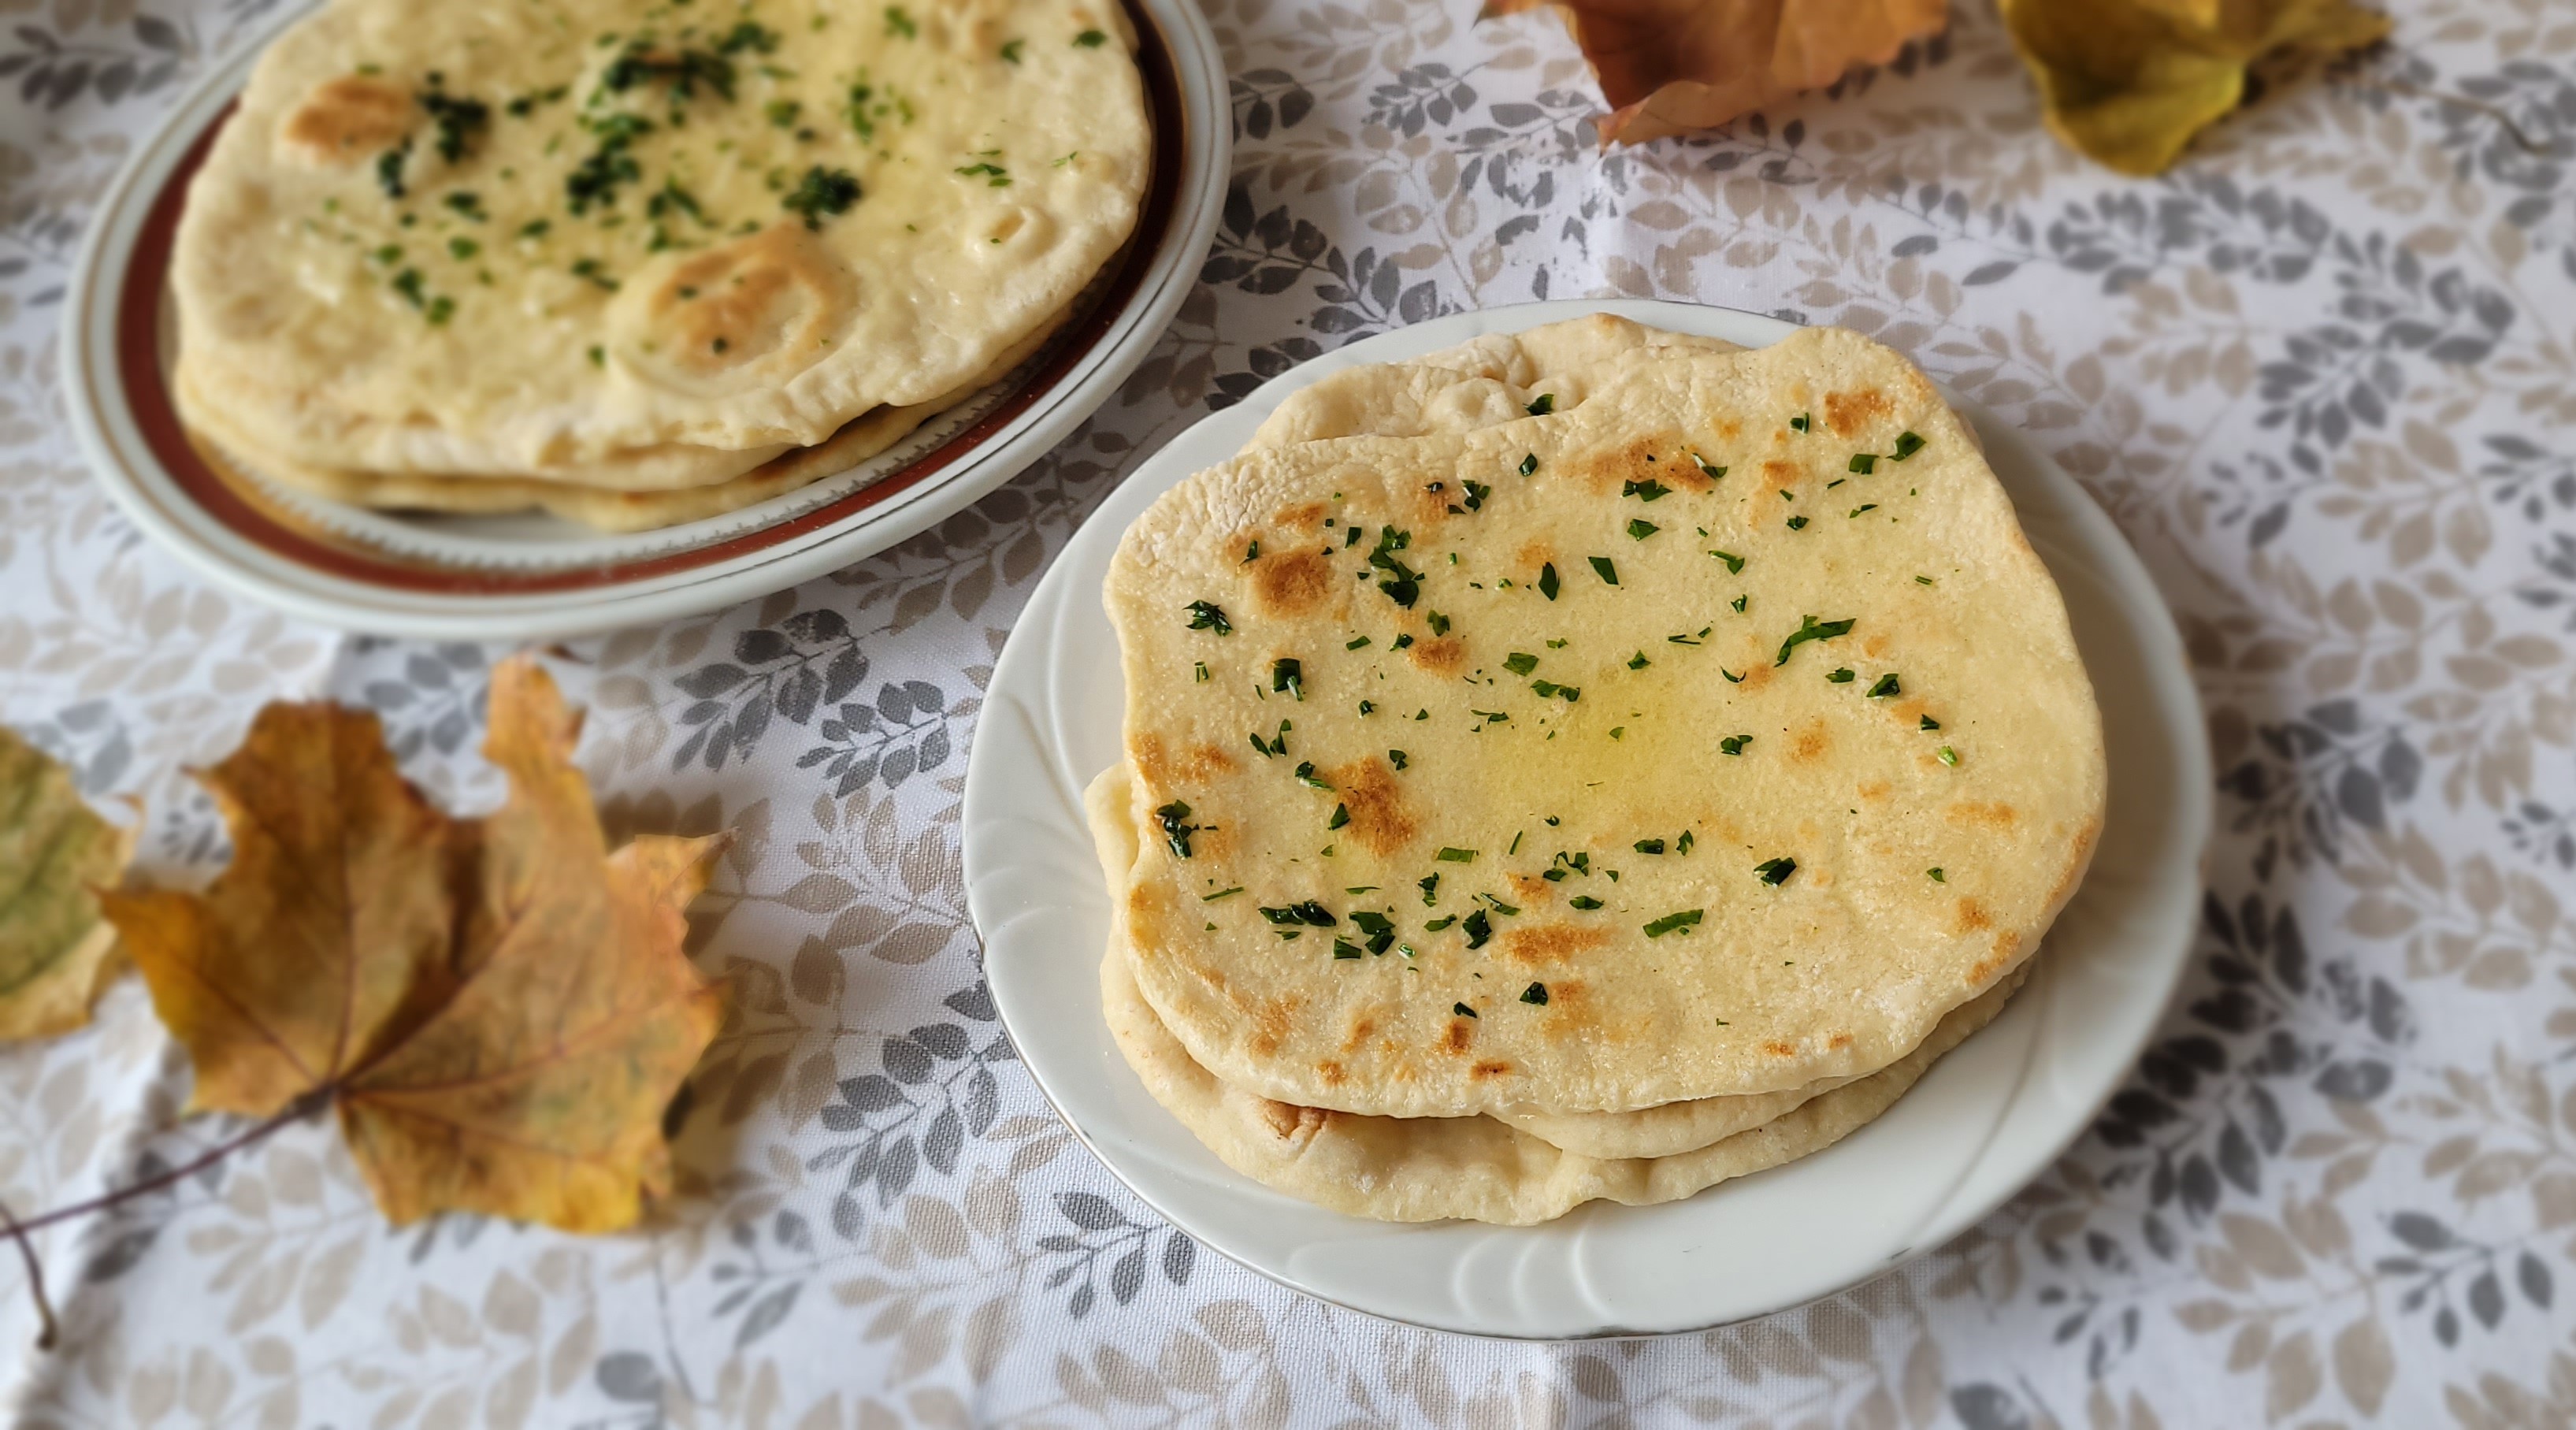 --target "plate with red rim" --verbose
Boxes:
[62,0,1226,641]
[962,299,2212,1338]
